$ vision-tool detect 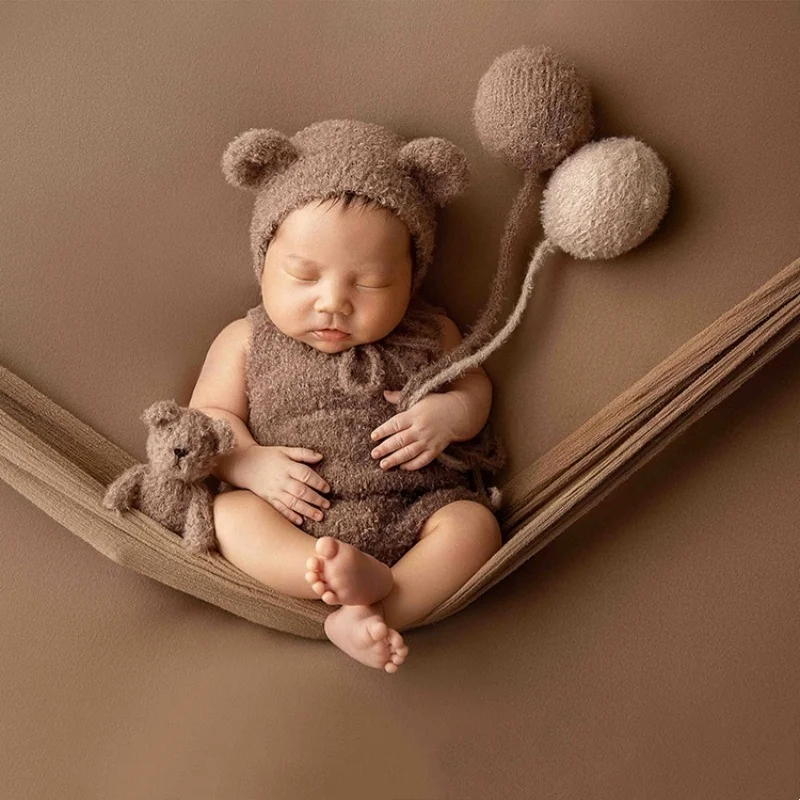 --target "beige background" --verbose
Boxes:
[2,2,799,798]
